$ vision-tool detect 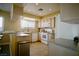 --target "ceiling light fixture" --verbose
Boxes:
[39,13,42,15]
[35,3,38,6]
[49,8,52,11]
[38,8,43,11]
